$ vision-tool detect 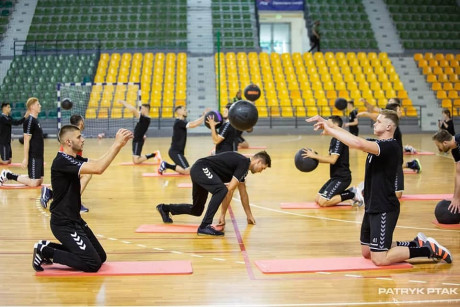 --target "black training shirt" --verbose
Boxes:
[196,151,249,183]
[50,152,88,225]
[363,138,401,213]
[170,118,188,152]
[133,114,151,142]
[348,109,359,135]
[216,122,237,153]
[0,114,25,144]
[23,115,44,158]
[329,137,351,180]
